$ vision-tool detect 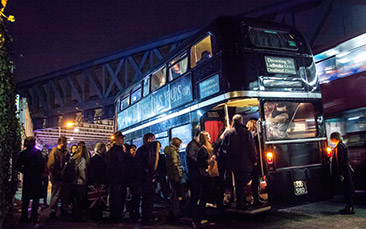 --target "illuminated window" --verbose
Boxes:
[131,87,141,104]
[190,35,213,68]
[151,66,167,92]
[120,96,130,110]
[168,53,188,81]
[264,102,317,140]
[143,77,150,97]
[248,27,298,51]
[171,123,192,149]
